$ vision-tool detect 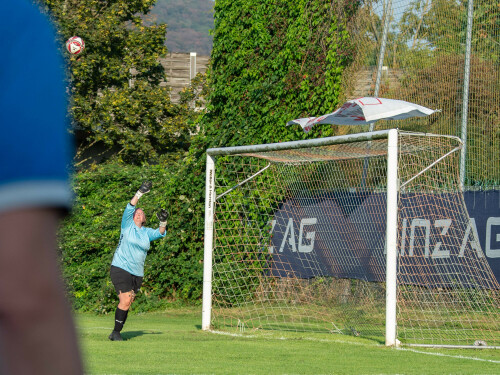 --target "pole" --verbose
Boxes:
[370,0,393,132]
[460,0,474,189]
[190,52,197,81]
[385,128,399,346]
[362,0,393,187]
[202,154,216,330]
